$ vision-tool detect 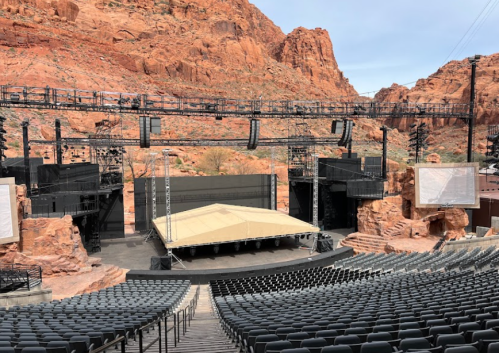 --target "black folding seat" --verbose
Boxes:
[14,342,40,353]
[20,348,46,353]
[372,325,394,333]
[300,338,328,353]
[435,333,466,349]
[359,341,391,353]
[334,335,361,345]
[400,322,421,330]
[443,347,478,353]
[345,328,366,335]
[350,322,369,329]
[470,330,499,350]
[246,330,270,352]
[327,324,347,331]
[253,334,279,353]
[457,322,480,334]
[0,343,11,348]
[429,326,454,339]
[276,328,296,341]
[320,346,353,353]
[315,330,338,345]
[281,348,311,353]
[427,319,448,327]
[399,338,434,352]
[488,342,499,353]
[302,326,322,336]
[366,332,392,342]
[45,341,70,353]
[287,332,310,349]
[451,317,471,326]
